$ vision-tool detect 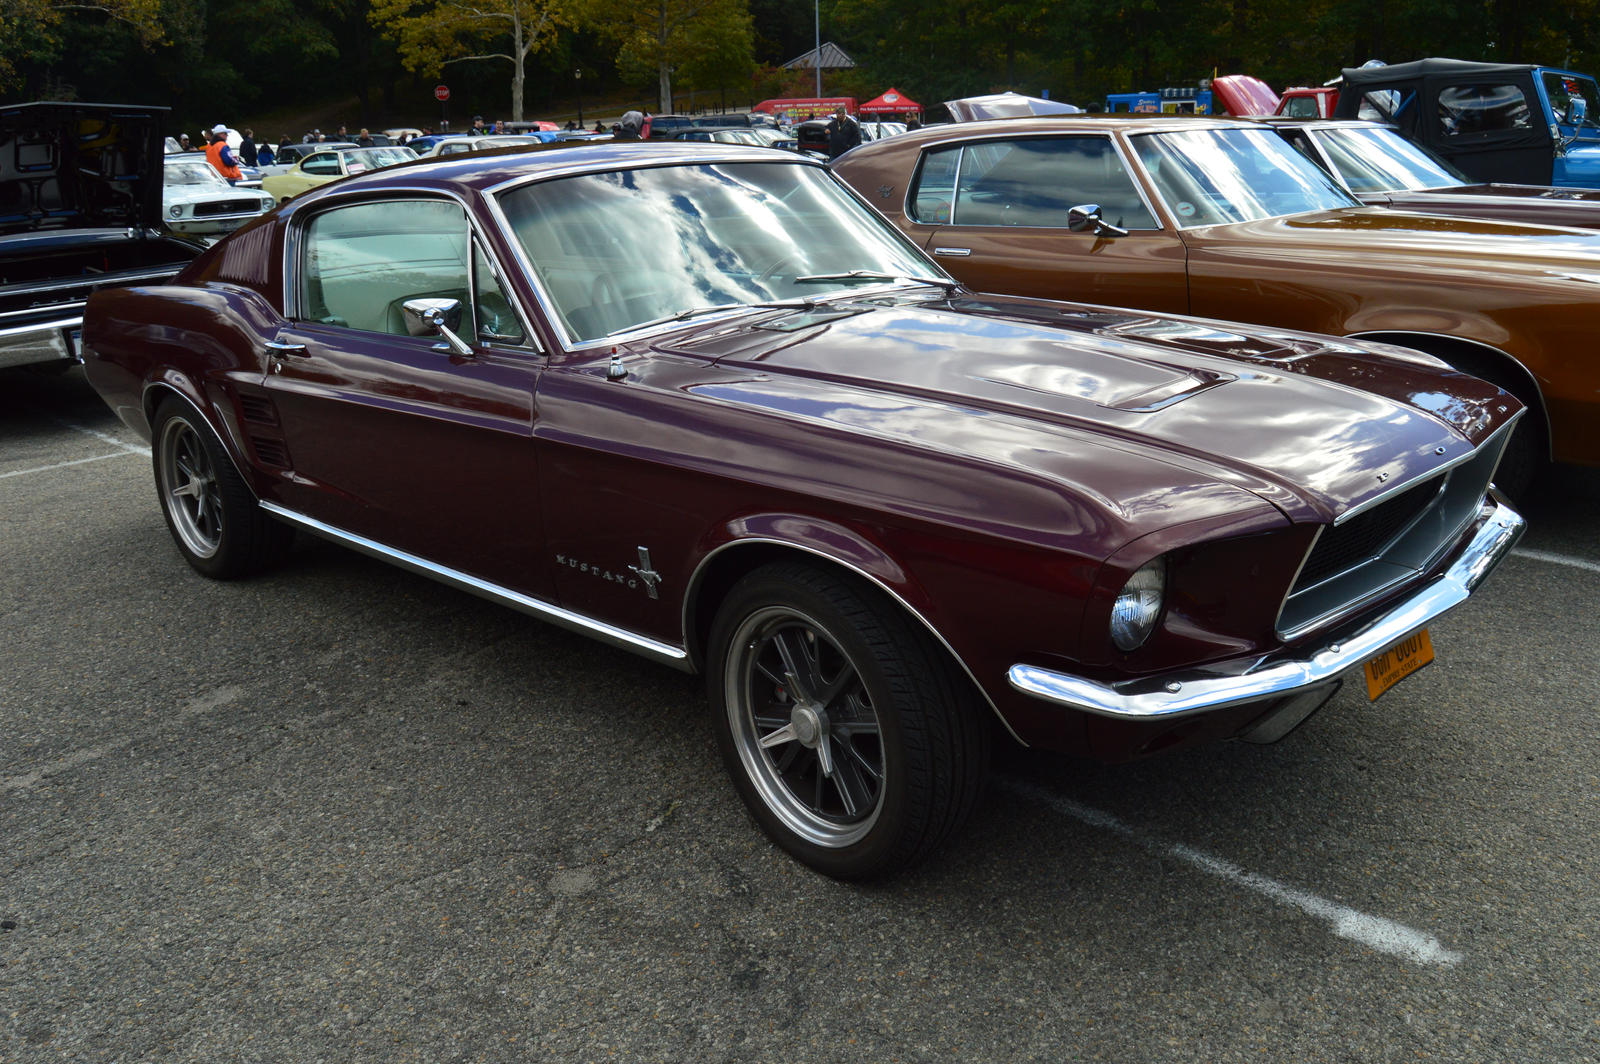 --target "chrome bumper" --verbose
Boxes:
[1008,495,1525,721]
[0,314,82,370]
